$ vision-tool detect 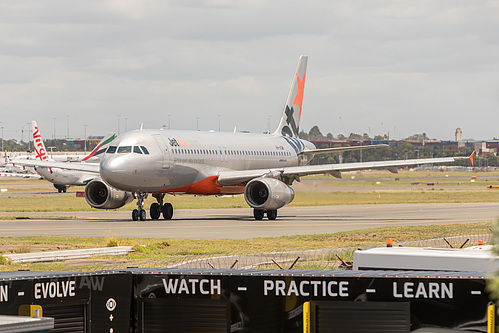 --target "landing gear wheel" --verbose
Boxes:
[132,192,148,221]
[58,188,62,193]
[150,203,161,220]
[132,209,139,221]
[267,209,278,220]
[139,209,146,221]
[254,209,264,220]
[162,203,173,220]
[62,187,67,193]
